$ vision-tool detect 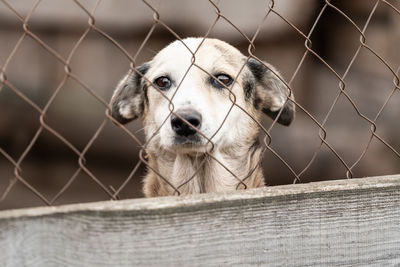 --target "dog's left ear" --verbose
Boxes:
[110,63,149,124]
[247,58,295,126]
